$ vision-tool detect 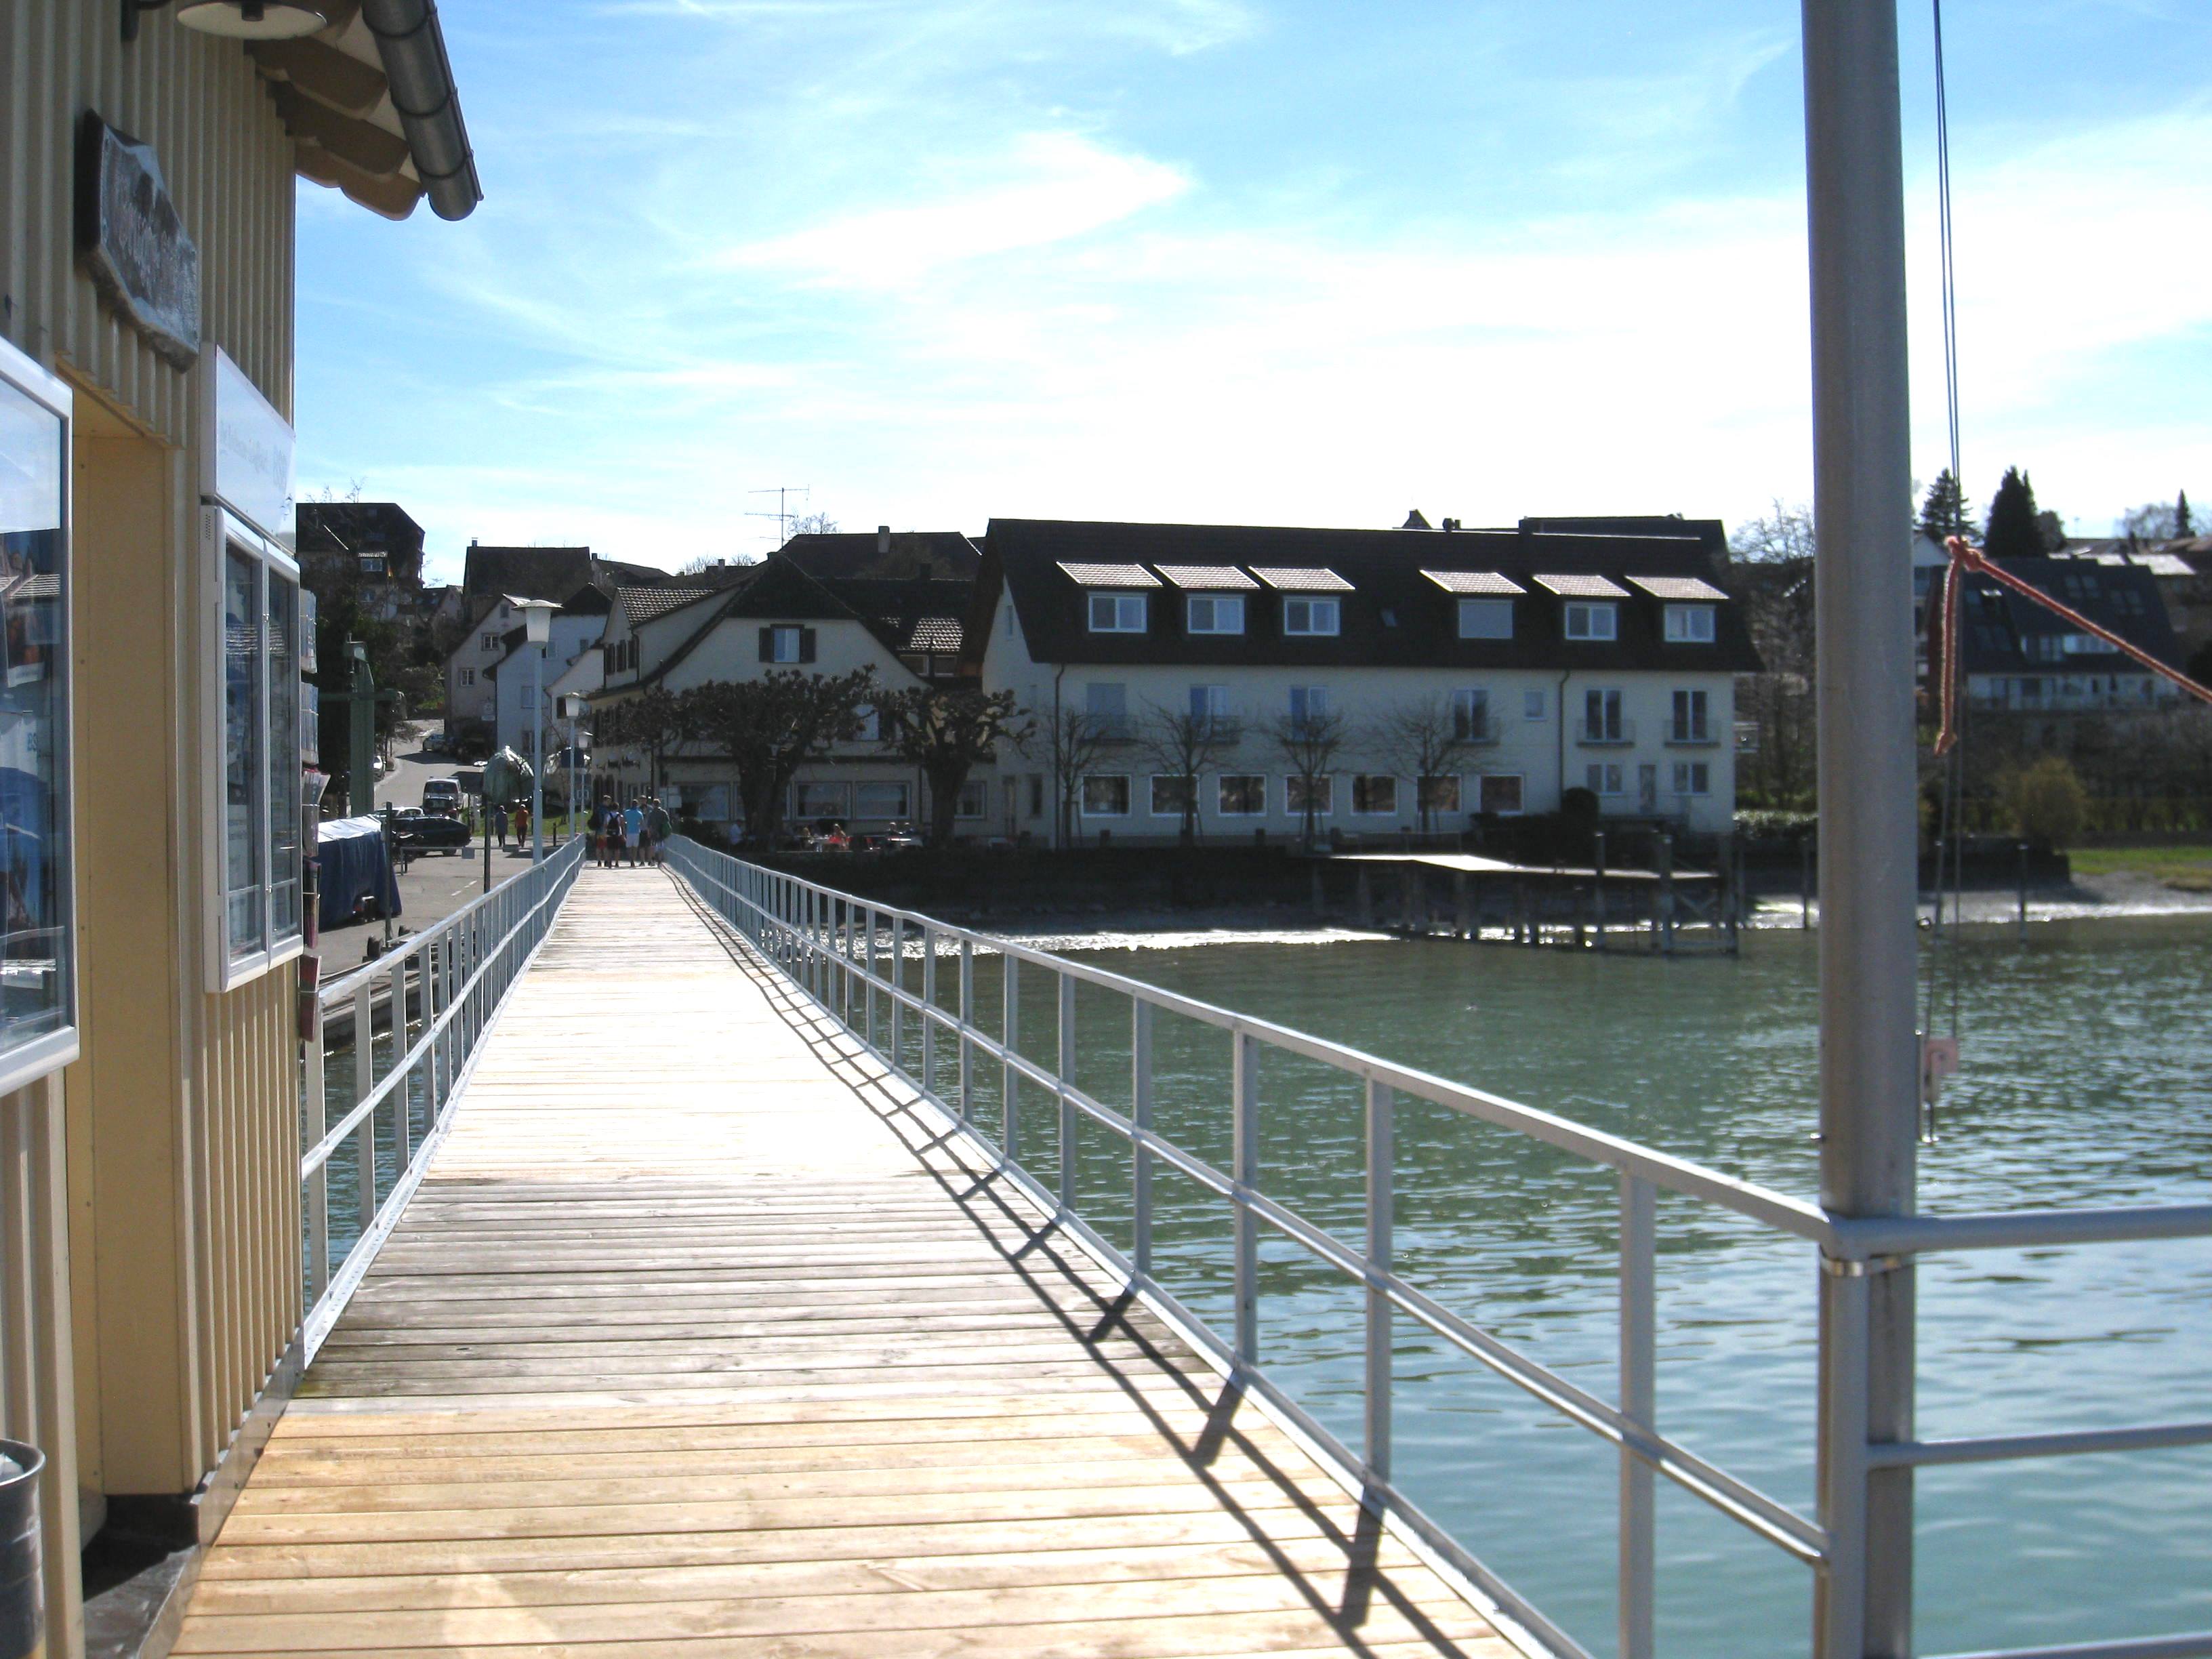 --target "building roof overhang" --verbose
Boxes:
[247,0,481,222]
